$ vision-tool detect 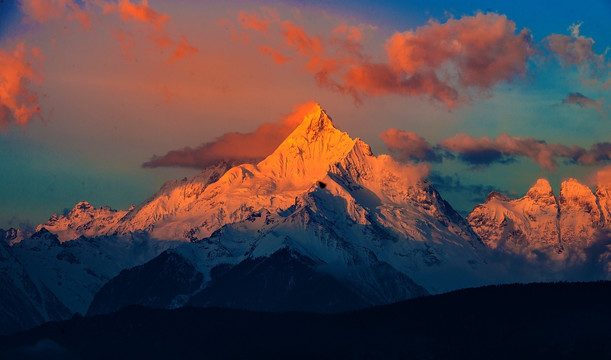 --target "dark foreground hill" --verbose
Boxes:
[1,281,610,360]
